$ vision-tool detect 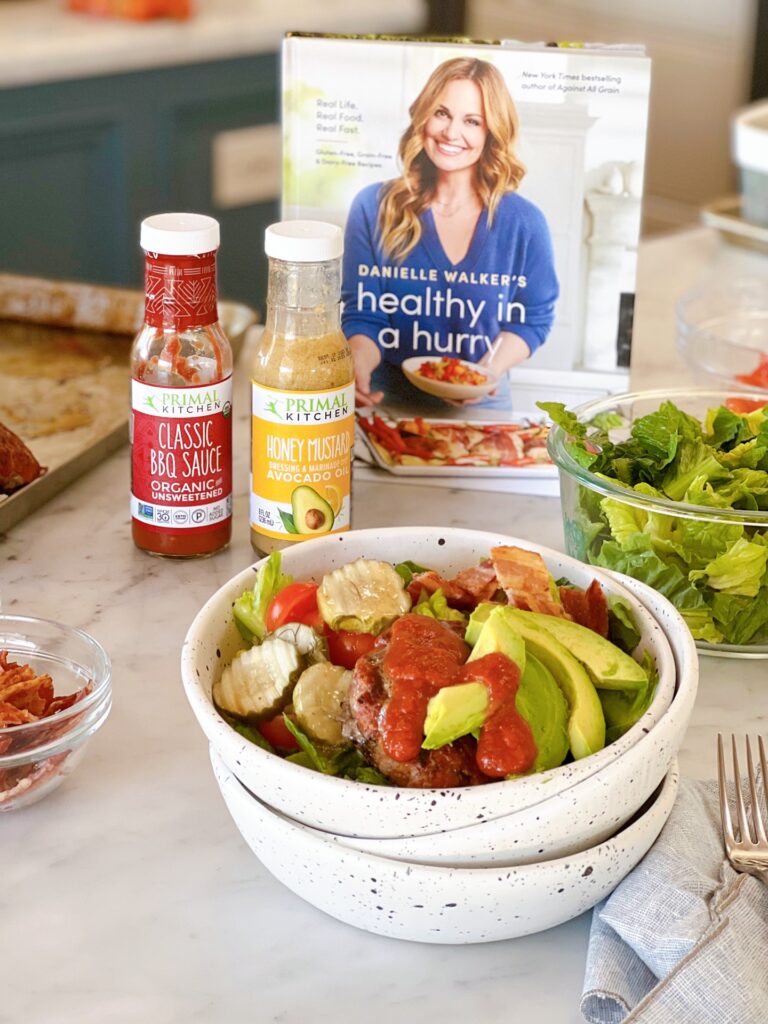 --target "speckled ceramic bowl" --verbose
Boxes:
[284,576,698,866]
[182,528,677,840]
[210,746,680,945]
